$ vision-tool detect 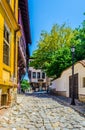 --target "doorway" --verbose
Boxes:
[1,94,7,106]
[69,73,78,99]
